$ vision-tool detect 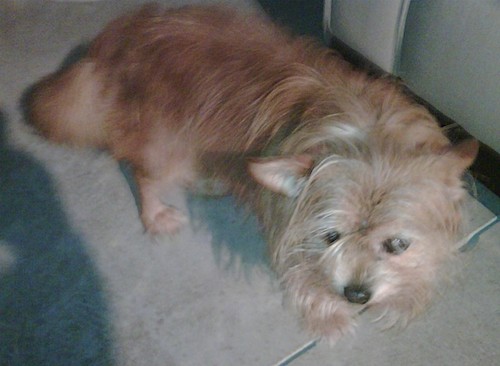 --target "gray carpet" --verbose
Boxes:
[0,1,498,365]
